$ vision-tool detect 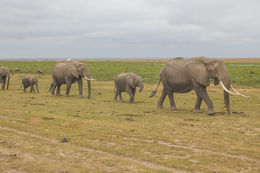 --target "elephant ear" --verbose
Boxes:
[126,75,135,88]
[187,63,210,87]
[70,66,79,78]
